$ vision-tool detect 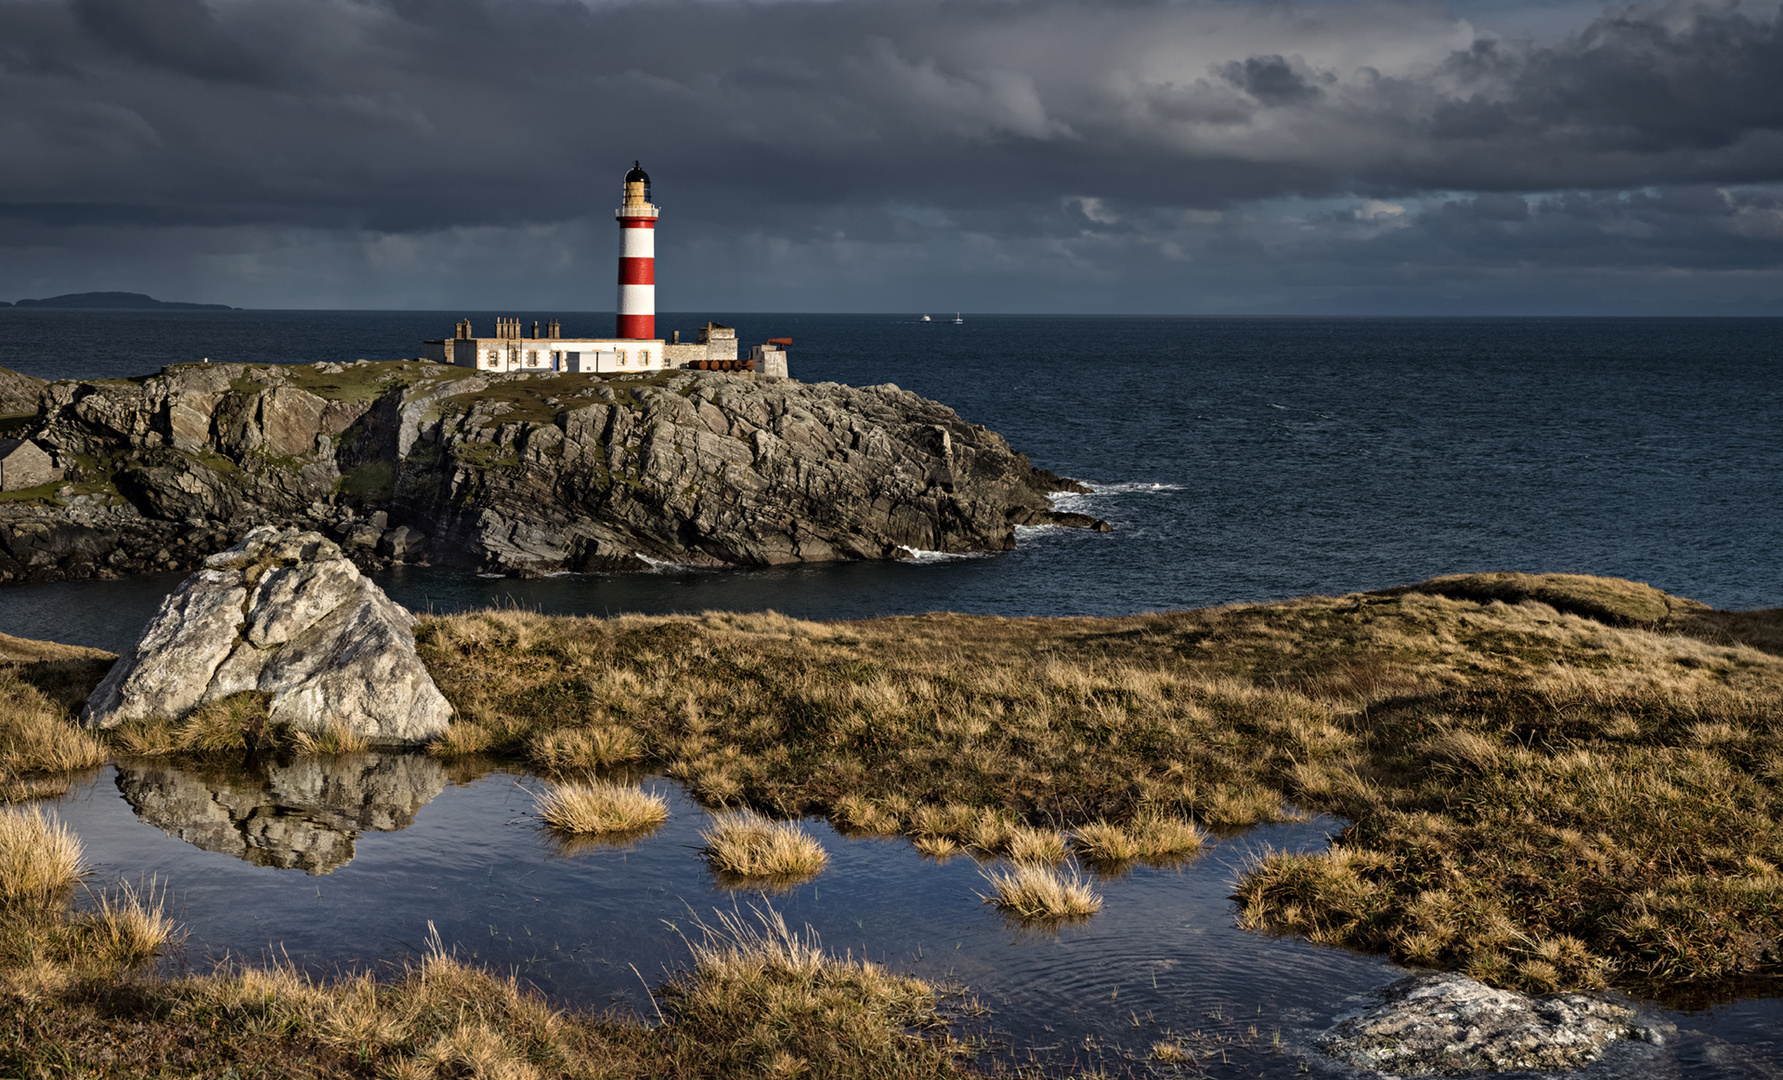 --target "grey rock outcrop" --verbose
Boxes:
[82,526,452,745]
[1317,973,1654,1076]
[115,752,447,874]
[0,360,1099,582]
[0,365,45,416]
